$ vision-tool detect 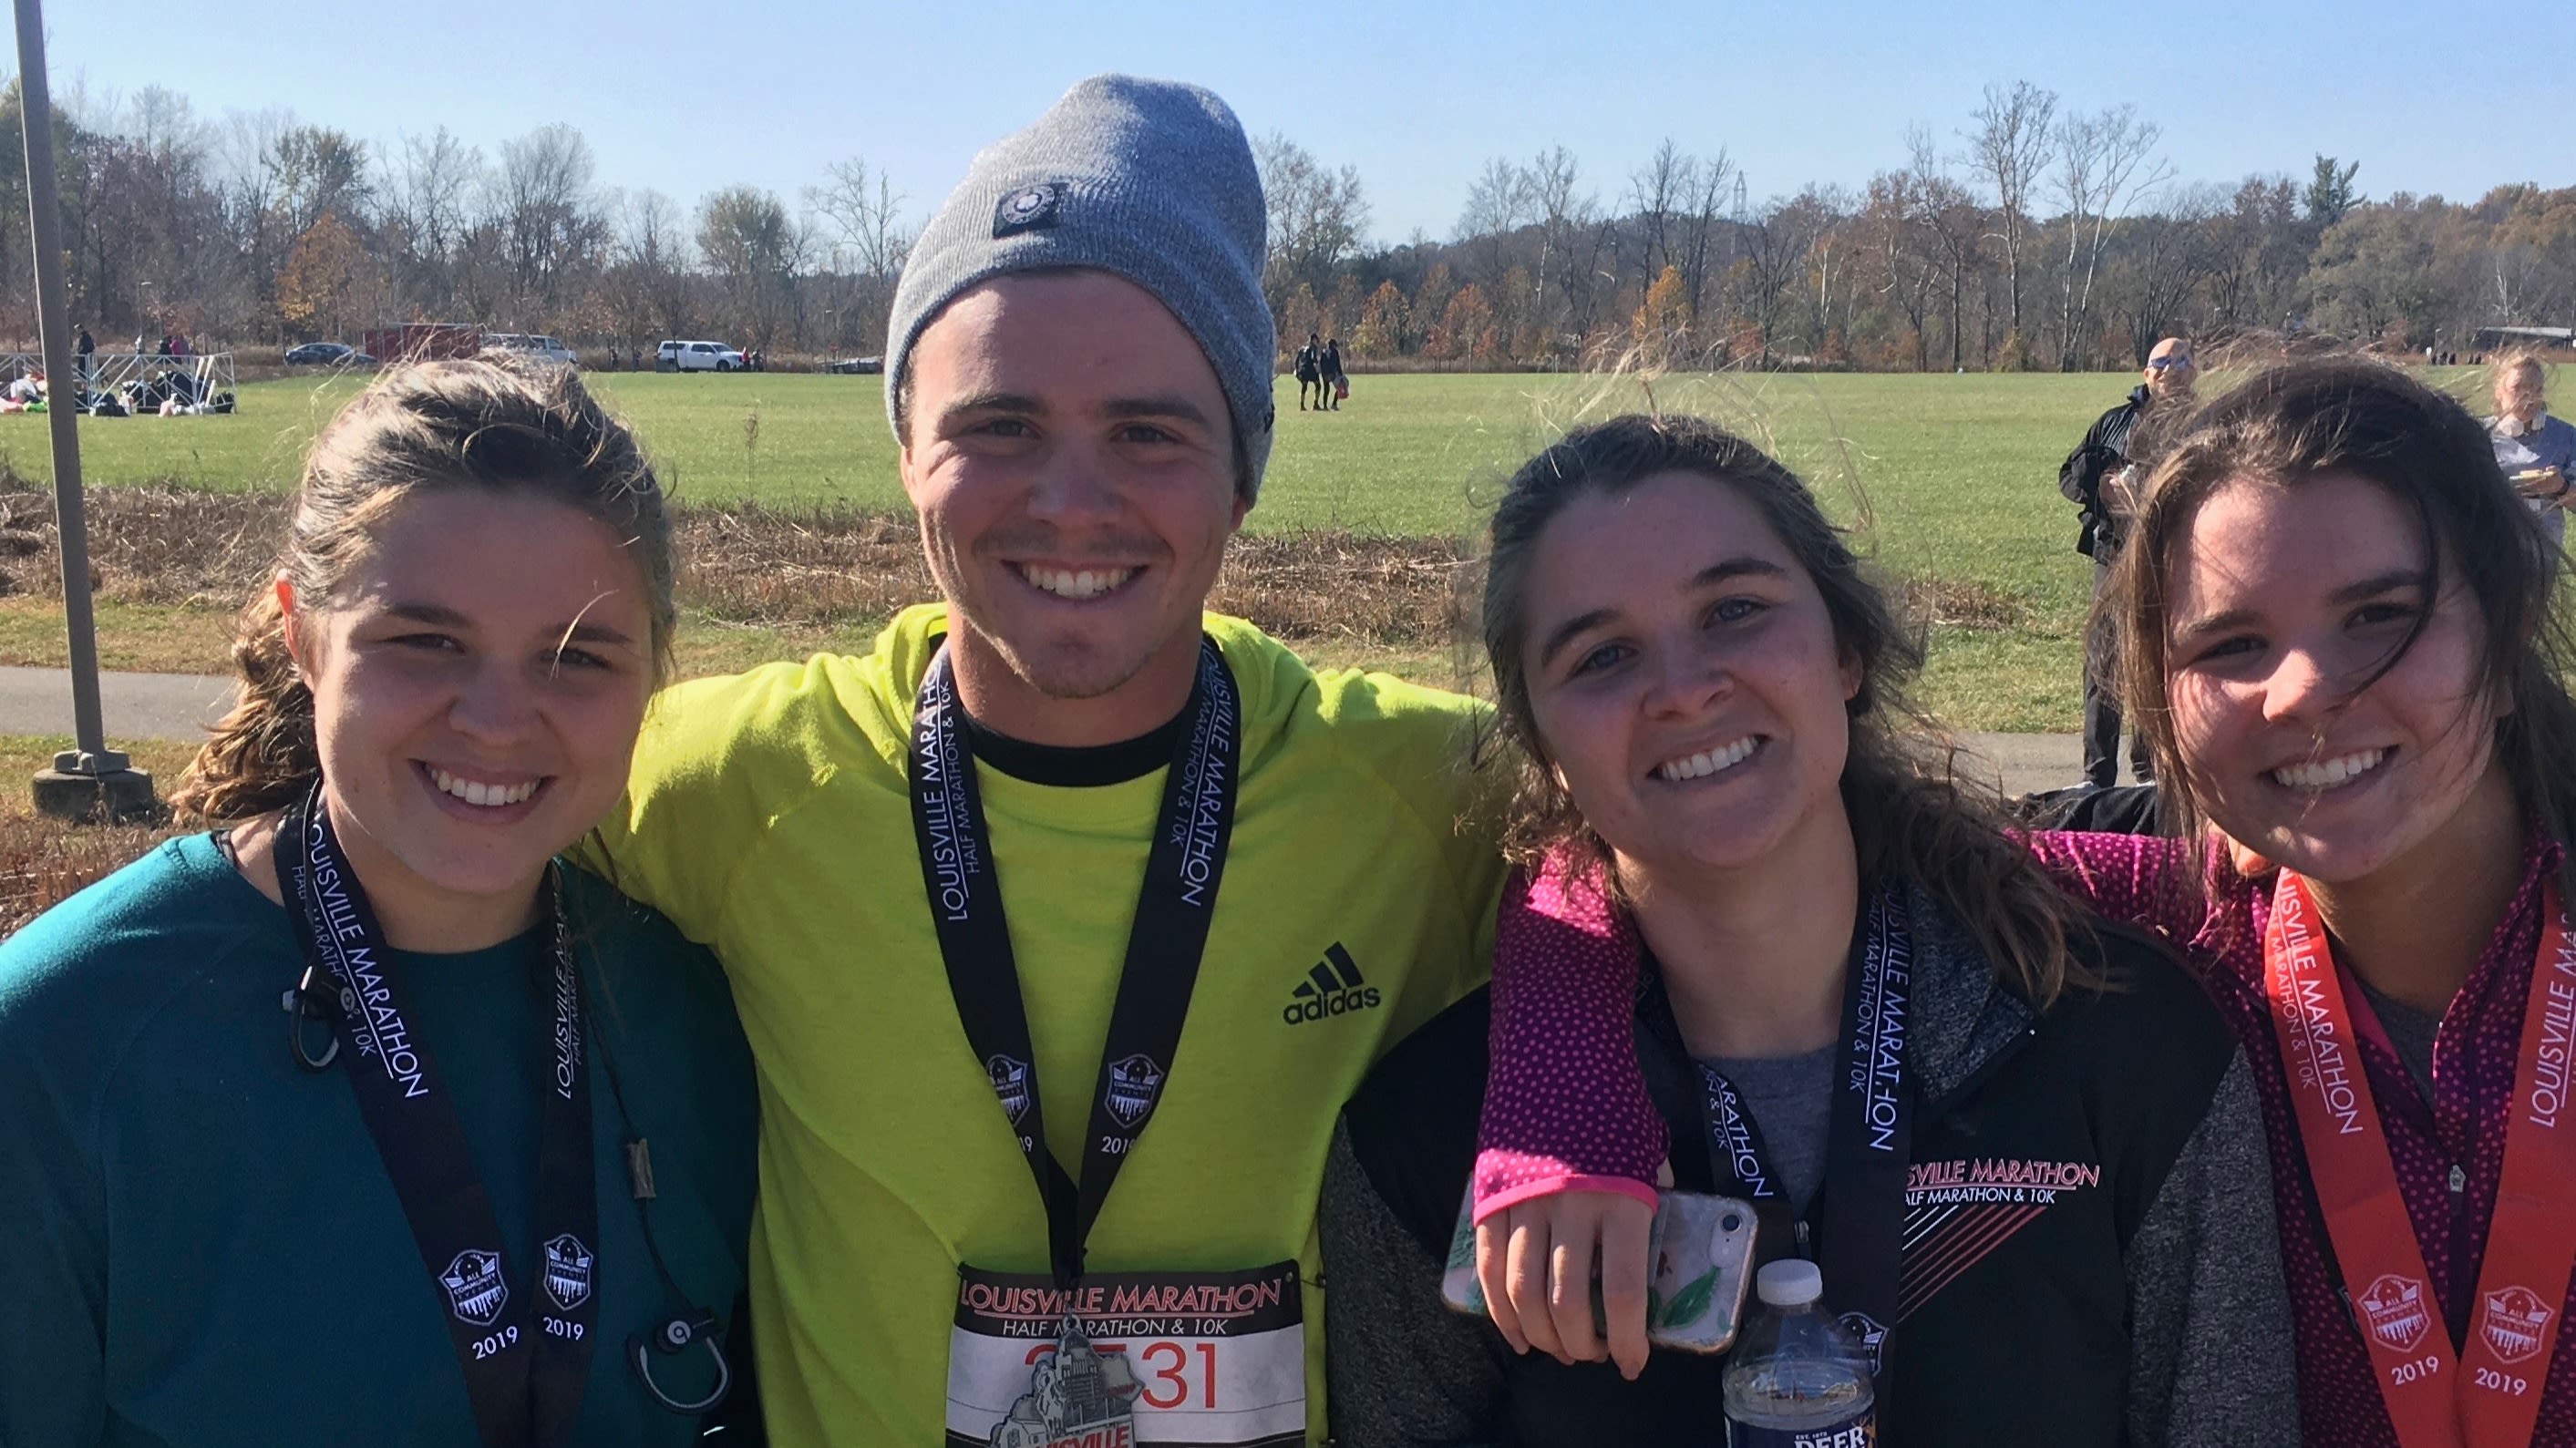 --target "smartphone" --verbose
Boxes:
[1437,1184,1758,1354]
